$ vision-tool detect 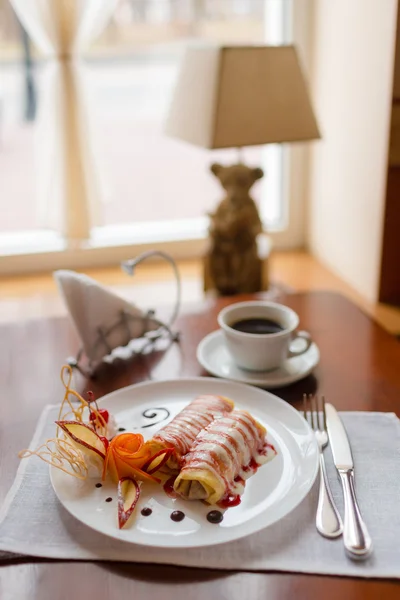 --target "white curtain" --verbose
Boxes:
[10,0,117,240]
